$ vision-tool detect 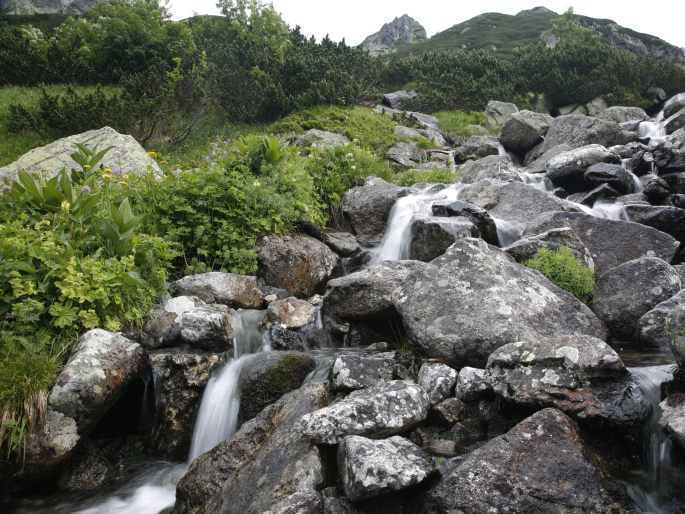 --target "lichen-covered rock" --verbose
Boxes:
[523,143,572,173]
[430,397,465,426]
[584,162,636,194]
[624,204,685,243]
[455,367,492,402]
[298,380,430,444]
[421,408,624,513]
[180,305,234,352]
[149,347,227,460]
[666,303,685,370]
[638,290,685,348]
[256,234,338,298]
[388,141,422,167]
[540,114,633,153]
[664,108,685,135]
[264,297,317,330]
[504,227,594,270]
[500,110,553,155]
[432,199,500,246]
[408,217,477,261]
[487,336,648,424]
[338,435,435,501]
[458,155,521,184]
[545,144,619,192]
[143,296,205,349]
[596,106,649,124]
[331,353,394,391]
[48,329,148,435]
[263,489,323,514]
[484,100,519,128]
[291,129,350,148]
[417,362,458,406]
[392,239,606,367]
[57,445,112,491]
[323,232,360,257]
[592,257,681,340]
[172,272,263,309]
[175,384,329,514]
[454,136,500,163]
[659,394,685,451]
